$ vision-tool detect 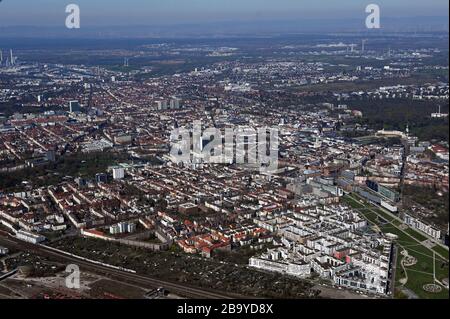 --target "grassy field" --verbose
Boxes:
[343,195,449,299]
